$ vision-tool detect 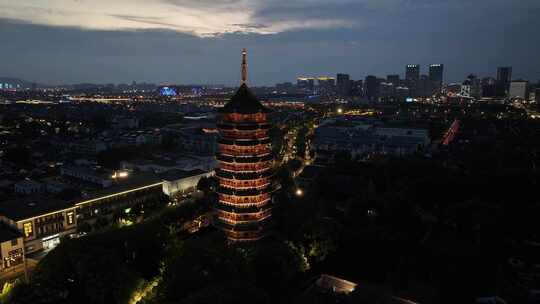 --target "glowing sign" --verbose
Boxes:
[160,86,177,96]
[406,97,414,103]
